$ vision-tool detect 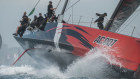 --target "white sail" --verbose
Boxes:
[105,0,140,32]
